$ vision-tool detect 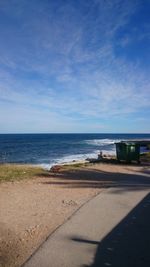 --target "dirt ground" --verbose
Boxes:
[0,163,150,267]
